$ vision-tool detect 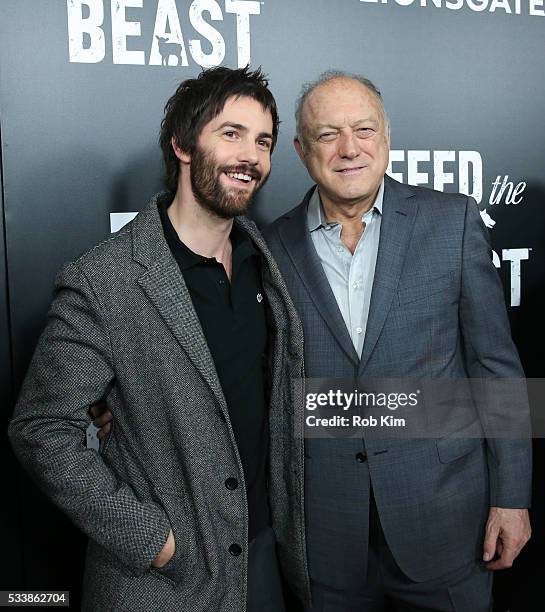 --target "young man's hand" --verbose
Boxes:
[152,530,176,568]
